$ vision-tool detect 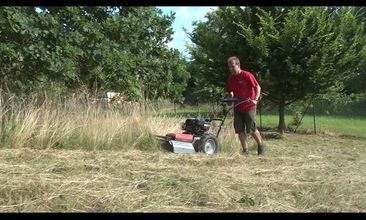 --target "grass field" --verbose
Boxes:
[0,101,365,212]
